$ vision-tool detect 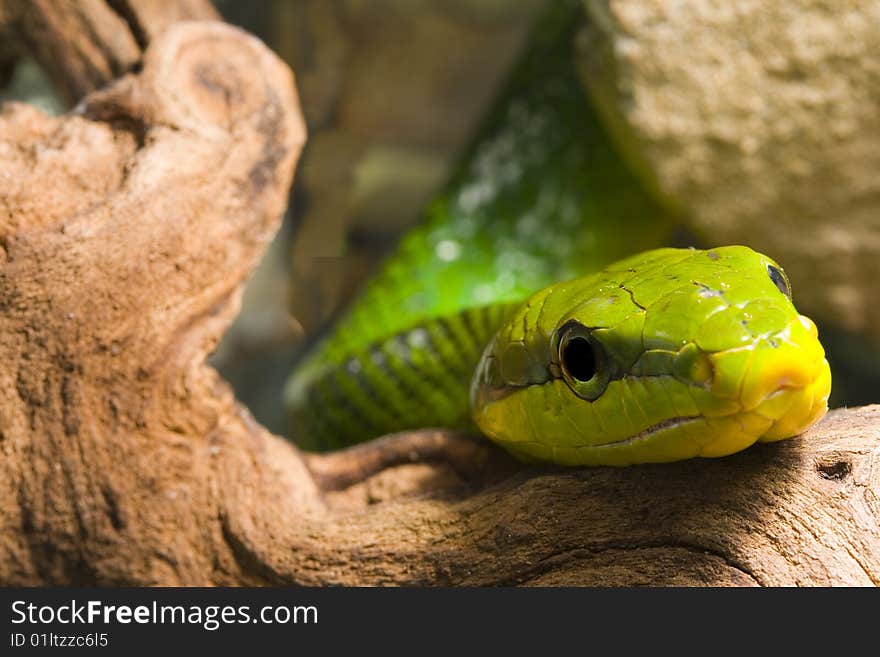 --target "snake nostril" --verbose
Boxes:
[798,314,819,338]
